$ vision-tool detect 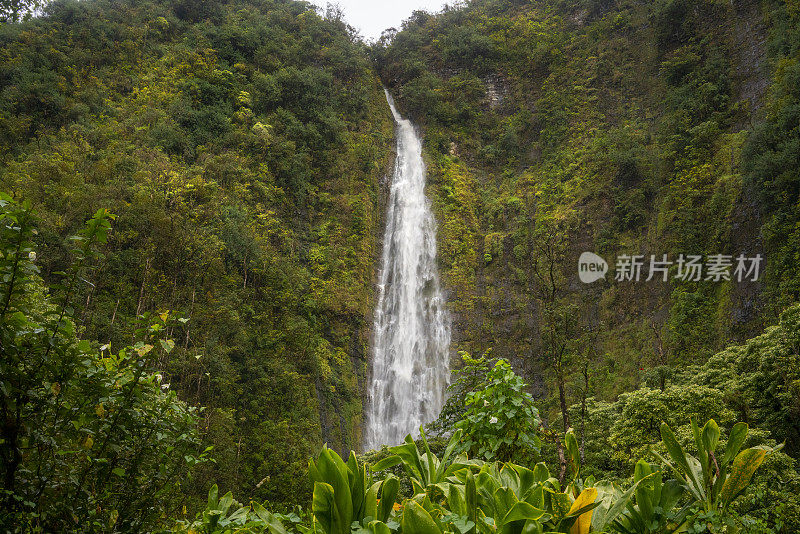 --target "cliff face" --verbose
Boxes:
[374,0,799,409]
